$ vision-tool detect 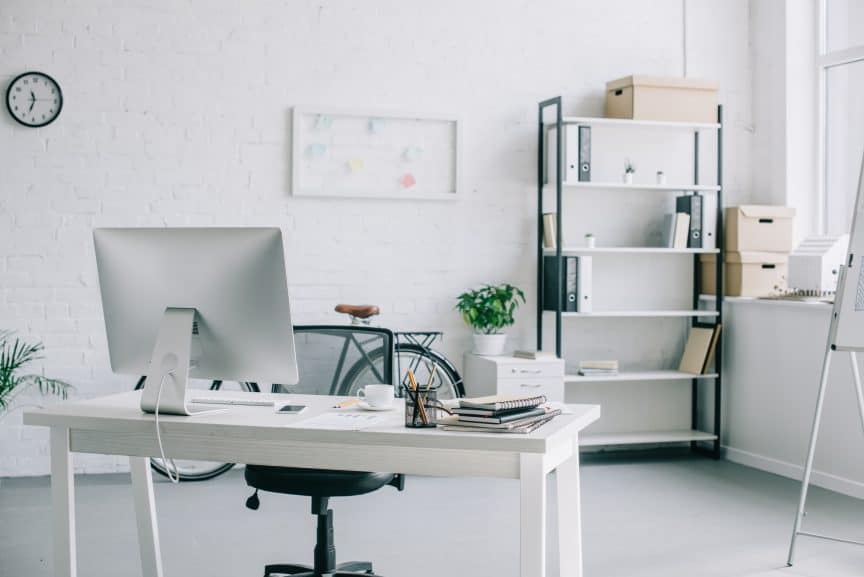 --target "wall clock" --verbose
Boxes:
[5,71,63,127]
